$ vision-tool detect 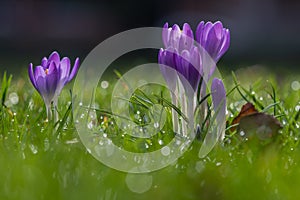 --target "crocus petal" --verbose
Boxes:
[179,23,194,52]
[170,24,181,48]
[205,22,223,61]
[48,51,60,67]
[41,57,48,69]
[159,48,177,91]
[195,21,205,45]
[162,22,170,48]
[34,65,46,79]
[211,78,226,126]
[201,22,213,46]
[28,63,38,90]
[45,62,59,98]
[60,57,71,82]
[217,29,230,60]
[67,57,80,82]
